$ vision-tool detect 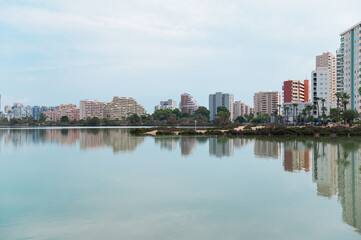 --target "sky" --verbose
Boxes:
[0,0,360,113]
